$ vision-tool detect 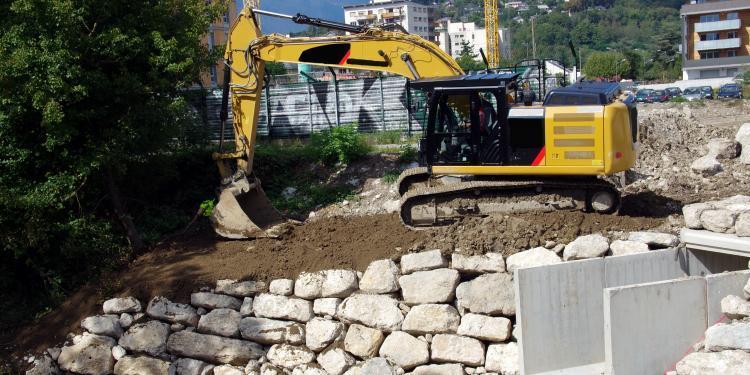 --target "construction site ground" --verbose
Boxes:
[4,100,750,364]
